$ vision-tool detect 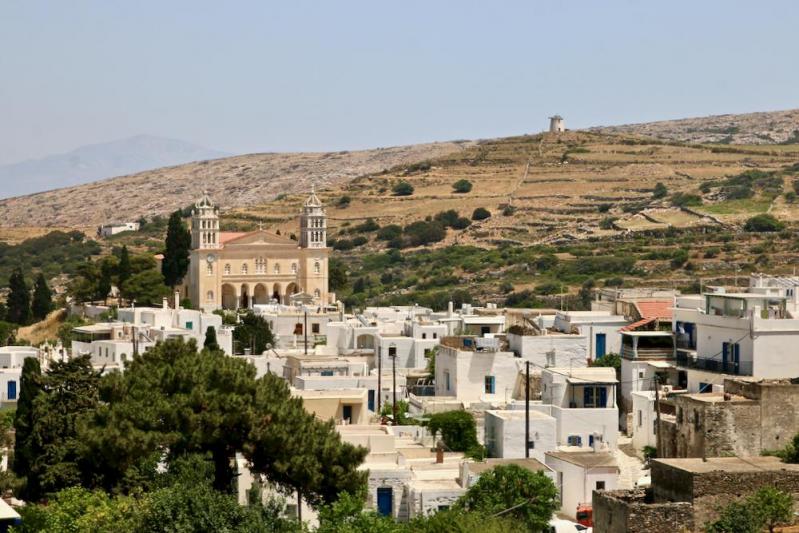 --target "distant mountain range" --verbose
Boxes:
[0,135,229,199]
